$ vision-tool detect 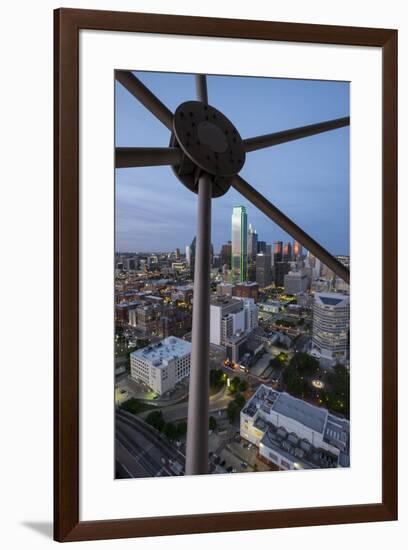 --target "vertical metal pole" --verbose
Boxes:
[185,171,212,475]
[195,74,208,104]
